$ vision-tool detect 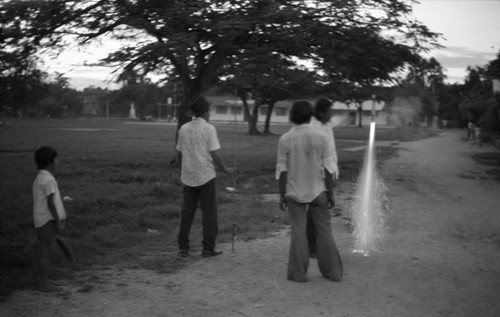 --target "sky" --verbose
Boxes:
[39,0,500,90]
[413,0,500,83]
